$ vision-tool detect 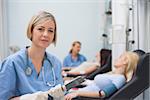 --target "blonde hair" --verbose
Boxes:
[123,52,139,82]
[27,11,57,45]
